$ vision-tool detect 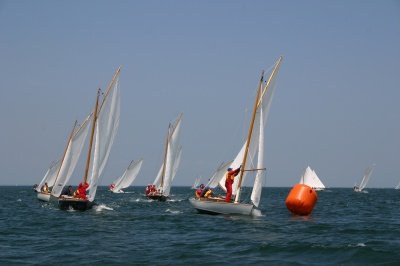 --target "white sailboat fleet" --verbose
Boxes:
[299,166,326,191]
[189,56,282,215]
[145,113,183,201]
[109,159,143,193]
[354,164,375,193]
